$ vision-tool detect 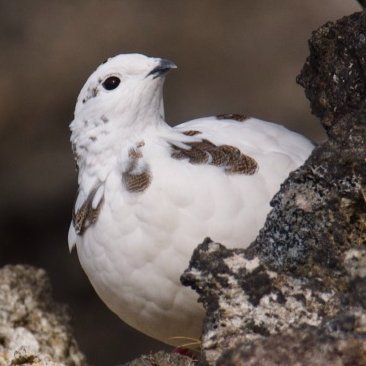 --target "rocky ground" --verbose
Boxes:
[0,265,85,366]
